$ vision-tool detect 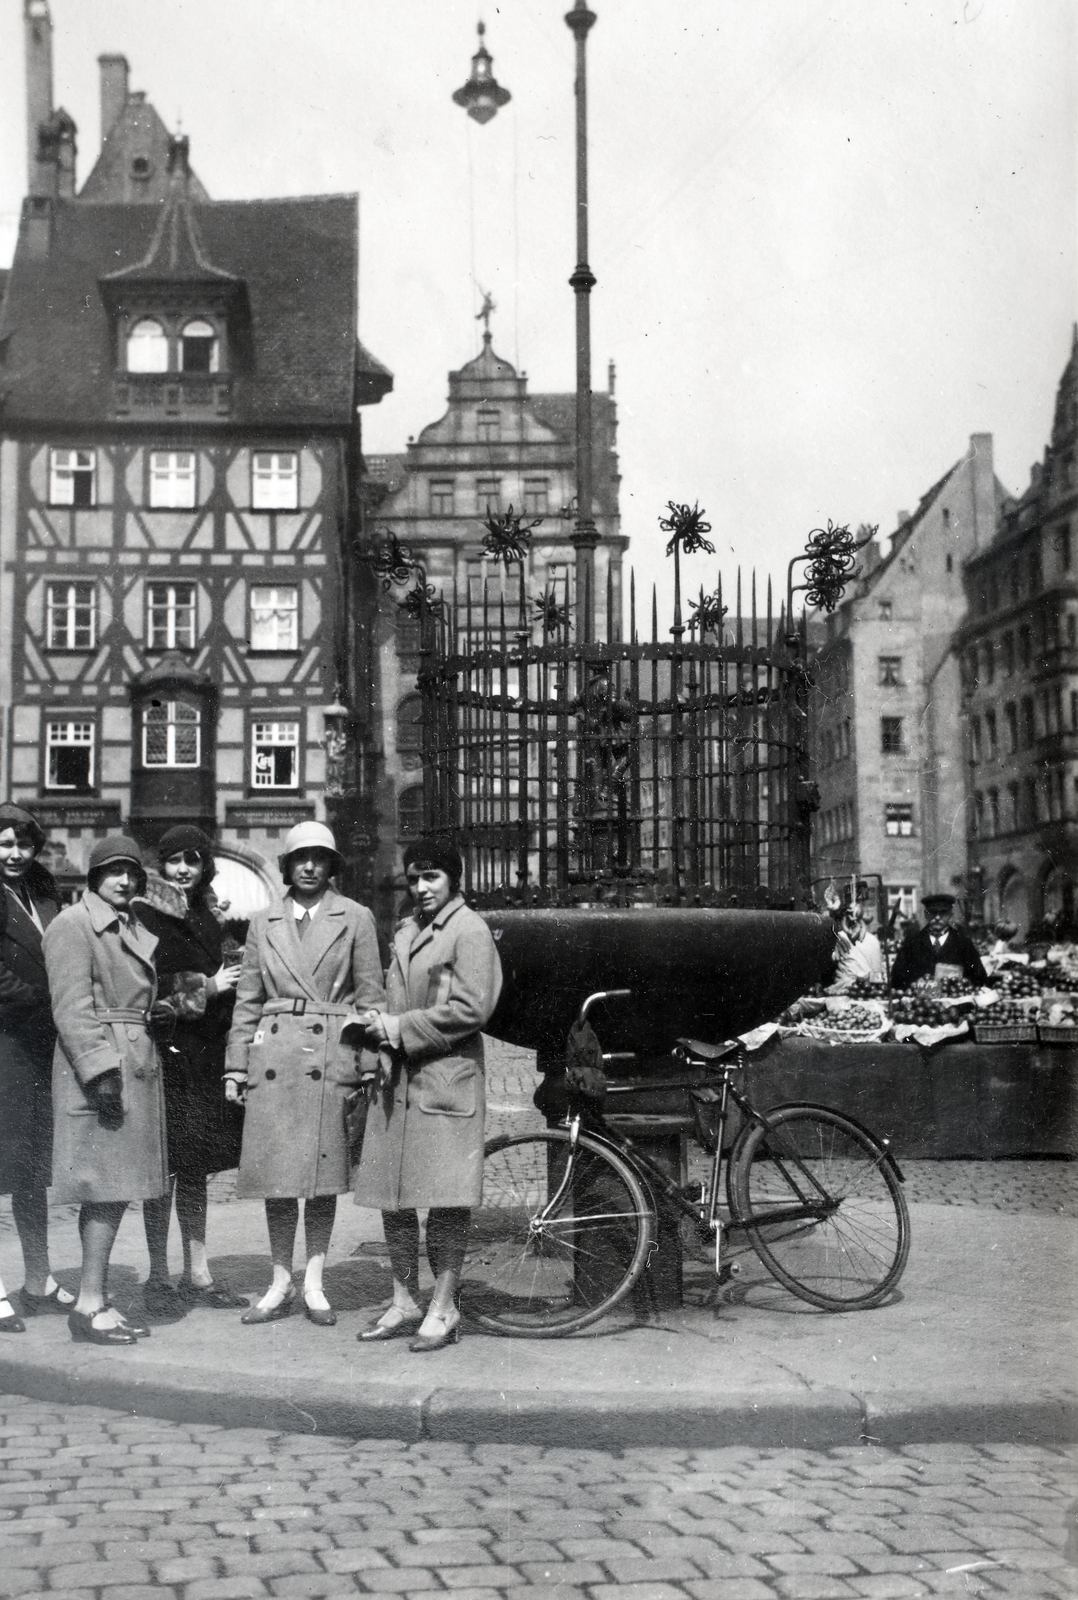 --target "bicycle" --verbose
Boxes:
[464,989,911,1336]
